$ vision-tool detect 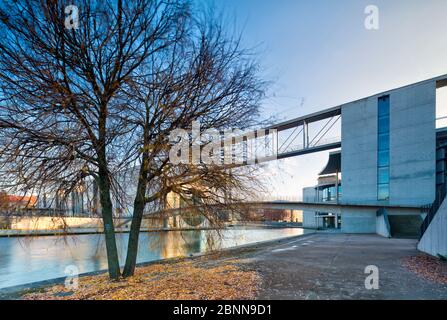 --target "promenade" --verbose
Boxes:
[3,233,446,300]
